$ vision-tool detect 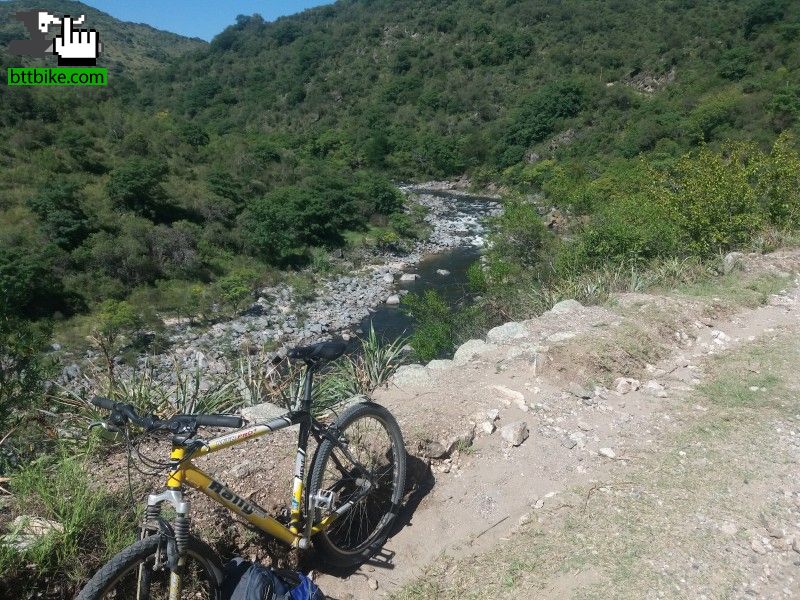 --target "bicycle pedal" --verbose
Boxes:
[310,489,337,512]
